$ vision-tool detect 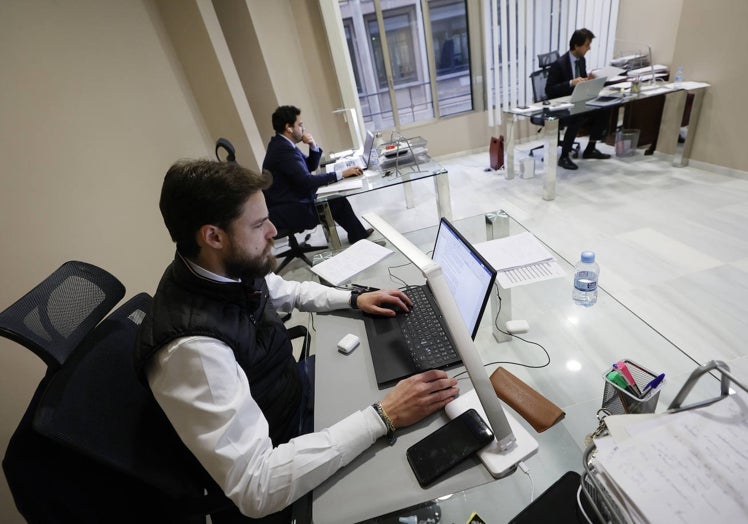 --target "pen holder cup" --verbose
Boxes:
[601,360,663,415]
